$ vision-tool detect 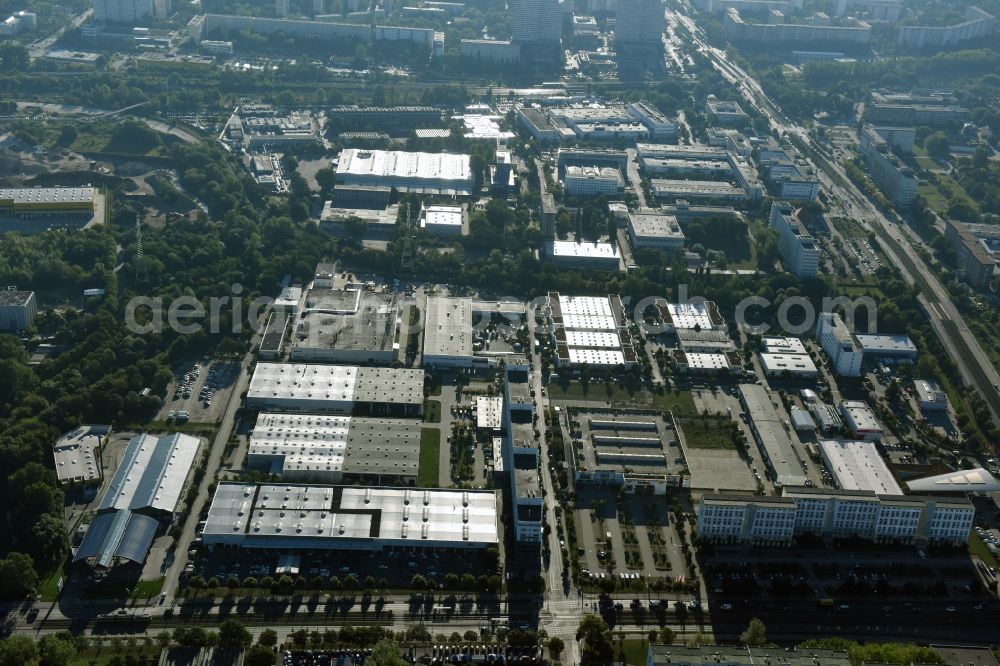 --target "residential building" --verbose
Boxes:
[202,482,499,552]
[199,15,437,51]
[724,8,872,43]
[0,289,37,332]
[245,363,424,416]
[93,0,154,23]
[74,433,201,571]
[460,39,521,63]
[870,125,916,153]
[615,0,665,47]
[512,0,563,43]
[564,165,625,196]
[770,201,820,277]
[200,39,233,54]
[898,6,995,49]
[858,125,919,206]
[816,312,863,377]
[545,240,622,270]
[865,93,968,126]
[838,400,883,441]
[819,439,901,494]
[626,211,685,251]
[945,219,995,289]
[153,0,171,18]
[695,0,788,13]
[698,487,974,545]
